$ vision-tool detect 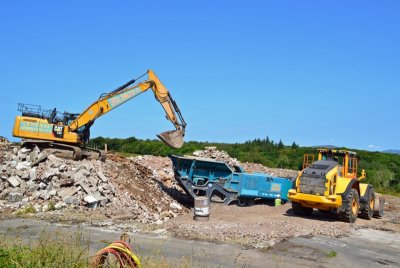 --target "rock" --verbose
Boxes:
[17,152,27,161]
[1,173,8,180]
[16,161,30,170]
[160,210,172,219]
[20,148,31,154]
[84,195,97,204]
[47,154,61,165]
[20,169,30,180]
[27,180,38,192]
[255,239,277,249]
[29,168,37,181]
[73,169,90,180]
[155,220,163,225]
[7,176,20,187]
[64,196,79,205]
[87,176,98,187]
[59,178,74,187]
[97,172,108,182]
[31,152,48,167]
[58,187,81,198]
[58,164,67,172]
[54,202,67,210]
[47,190,57,196]
[77,182,91,194]
[33,204,42,213]
[170,202,183,211]
[29,148,39,162]
[38,182,47,190]
[8,192,23,202]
